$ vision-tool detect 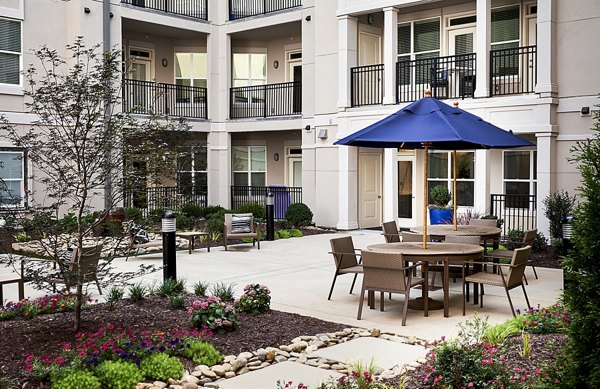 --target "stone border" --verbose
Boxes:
[136,327,427,389]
